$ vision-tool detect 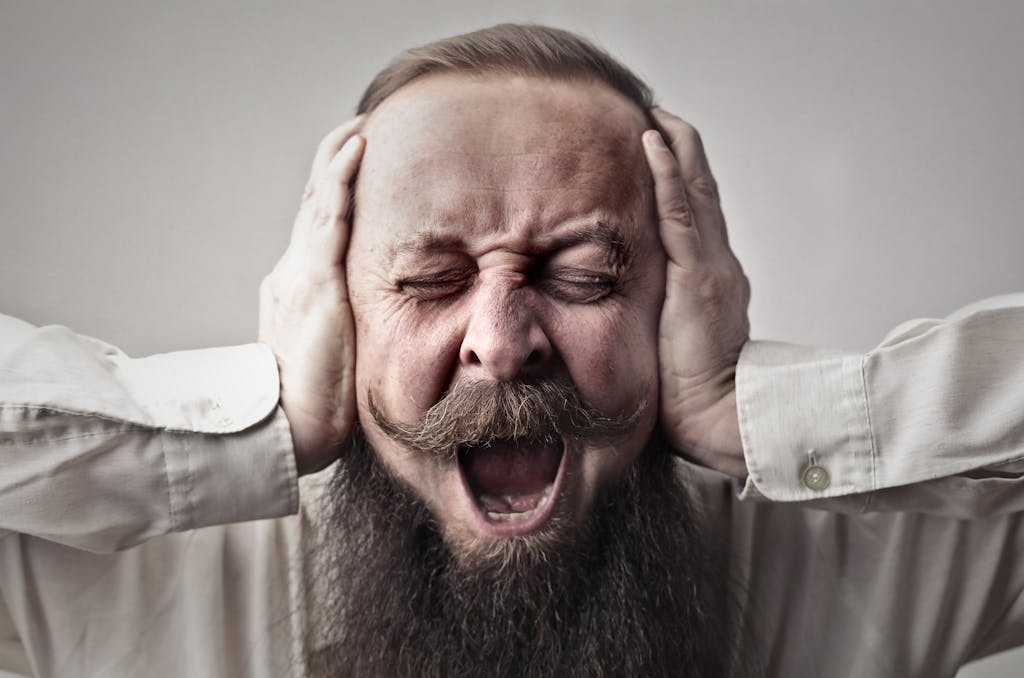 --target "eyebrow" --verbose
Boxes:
[386,221,636,270]
[385,231,467,268]
[553,222,636,270]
